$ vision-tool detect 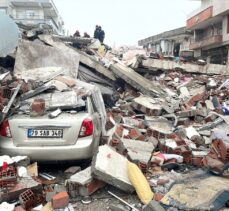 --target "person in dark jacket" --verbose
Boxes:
[98,26,105,43]
[94,25,99,39]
